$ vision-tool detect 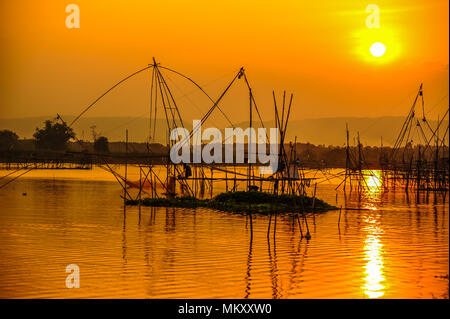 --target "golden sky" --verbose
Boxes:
[0,0,448,124]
